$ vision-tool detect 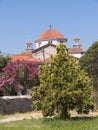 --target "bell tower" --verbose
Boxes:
[73,36,81,47]
[26,41,33,50]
